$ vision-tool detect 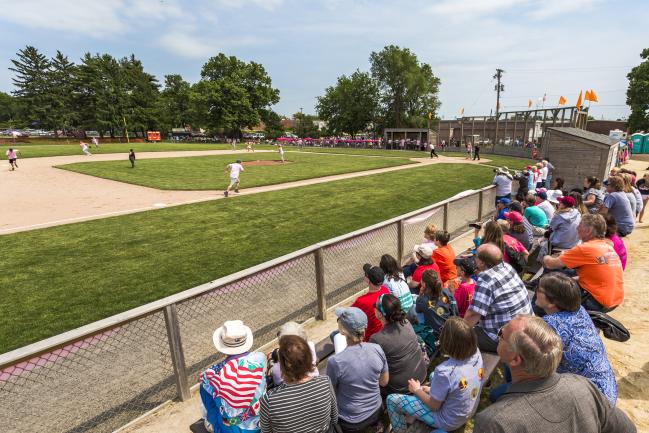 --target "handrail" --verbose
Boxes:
[0,185,495,371]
